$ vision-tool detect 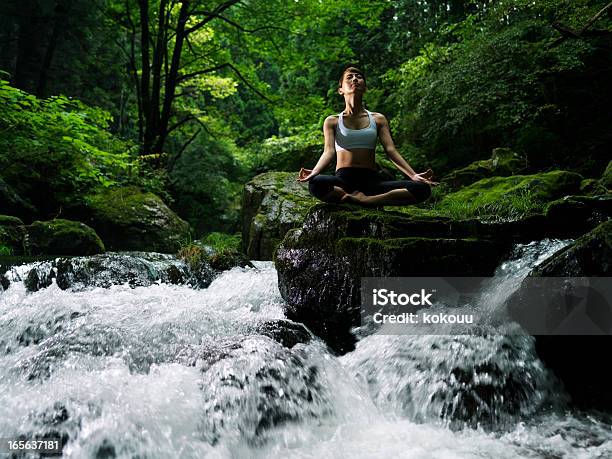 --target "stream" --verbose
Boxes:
[1,240,611,458]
